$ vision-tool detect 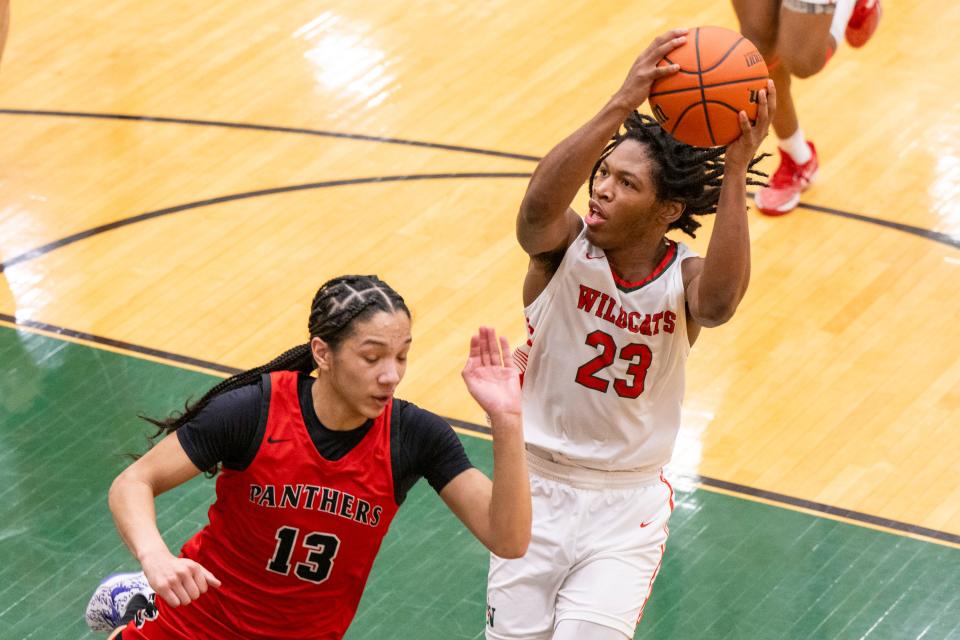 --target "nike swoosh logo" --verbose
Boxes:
[639,520,655,528]
[585,252,604,260]
[267,436,291,444]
